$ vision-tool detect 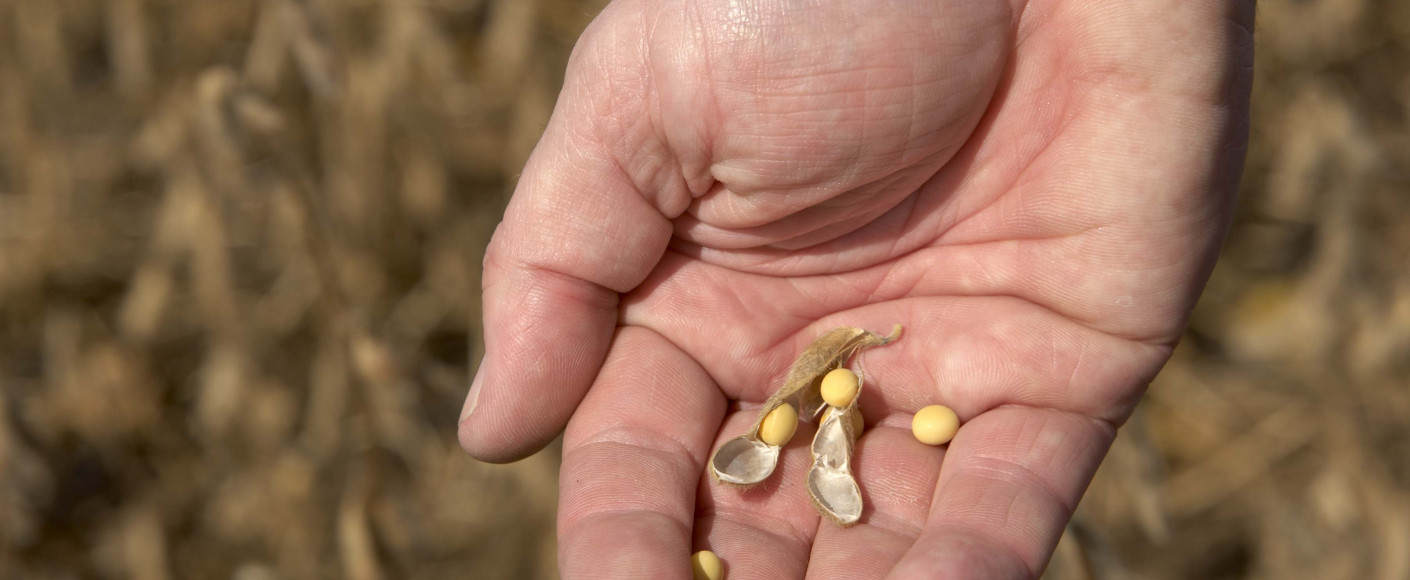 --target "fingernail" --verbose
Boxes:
[461,358,486,422]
